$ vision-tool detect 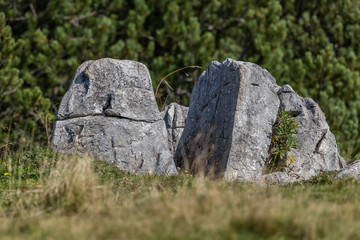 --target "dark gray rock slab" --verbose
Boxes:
[163,103,189,158]
[176,58,280,181]
[336,160,360,179]
[51,58,177,175]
